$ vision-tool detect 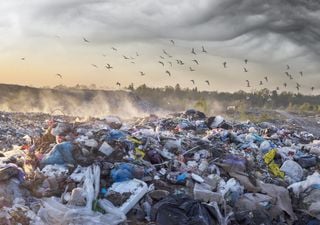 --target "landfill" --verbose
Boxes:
[0,110,320,225]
